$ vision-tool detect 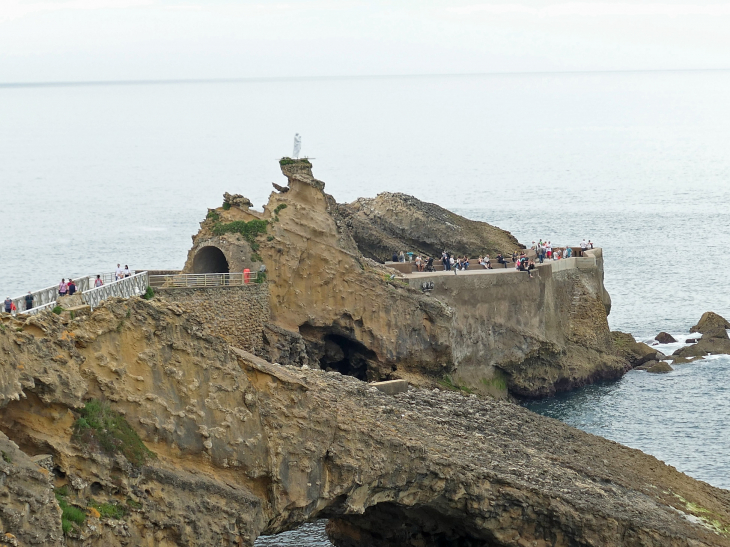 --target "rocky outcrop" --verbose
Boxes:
[0,302,729,547]
[612,331,665,367]
[674,327,730,358]
[656,331,677,344]
[333,192,521,262]
[690,311,730,334]
[181,160,630,398]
